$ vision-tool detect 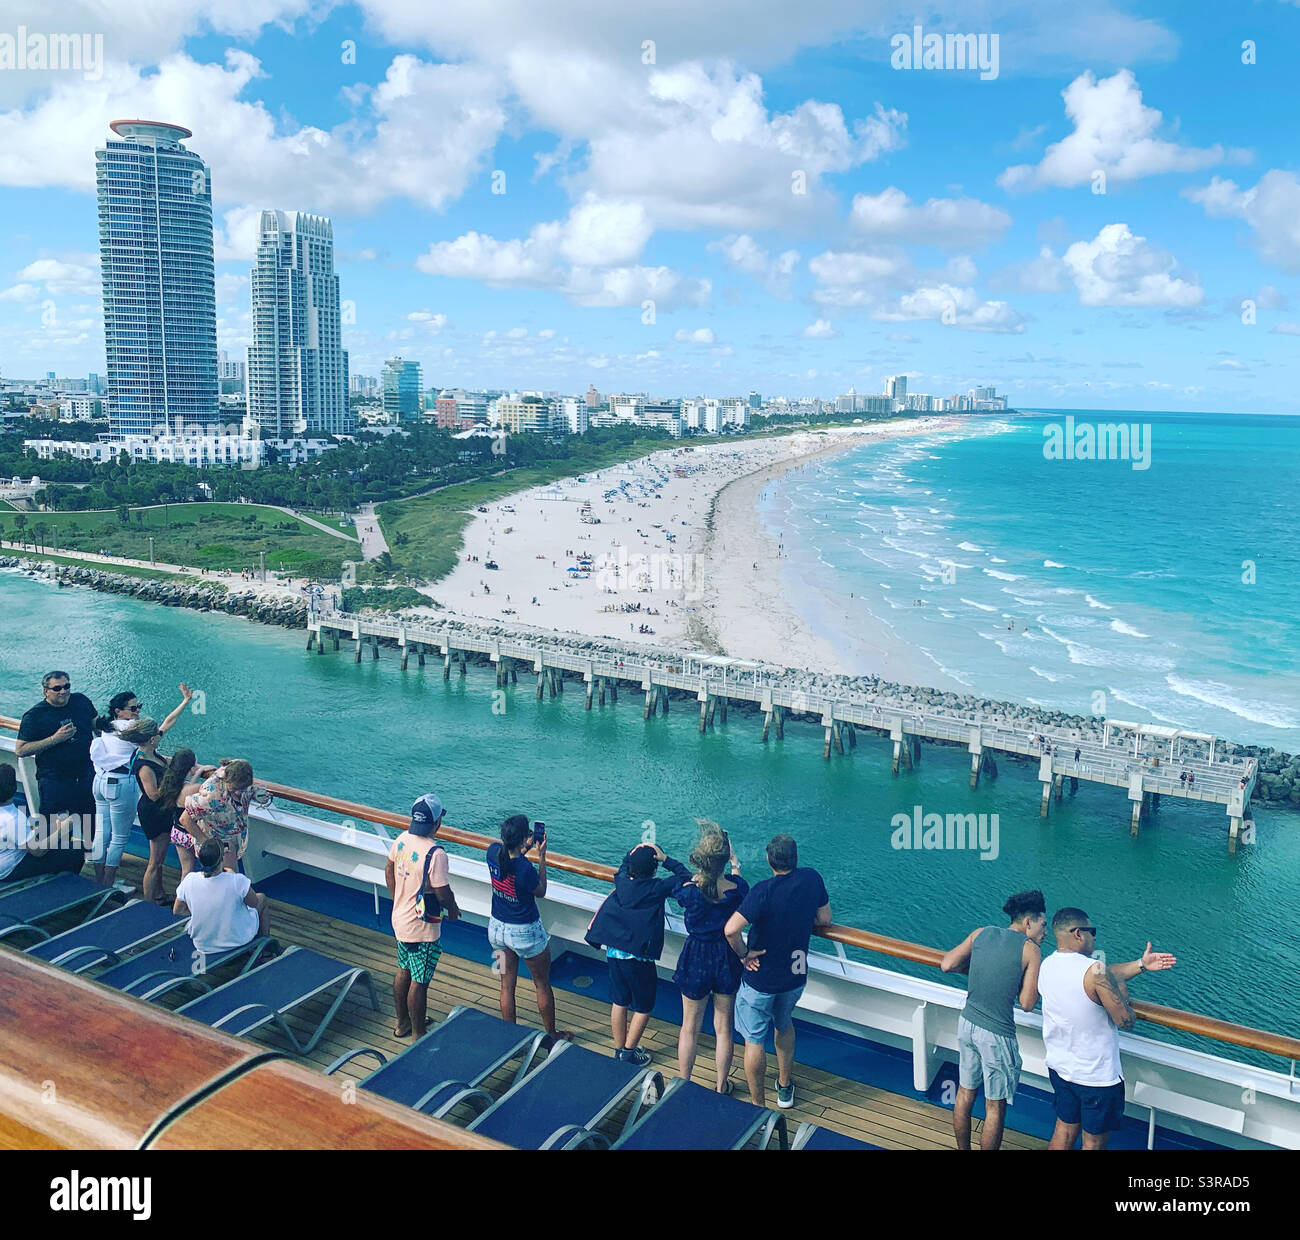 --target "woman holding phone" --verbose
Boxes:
[485,814,568,1041]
